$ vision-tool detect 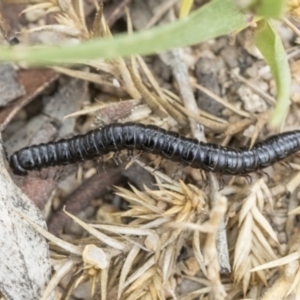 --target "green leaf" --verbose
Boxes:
[235,0,286,18]
[254,19,291,127]
[0,0,246,65]
[254,0,286,18]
